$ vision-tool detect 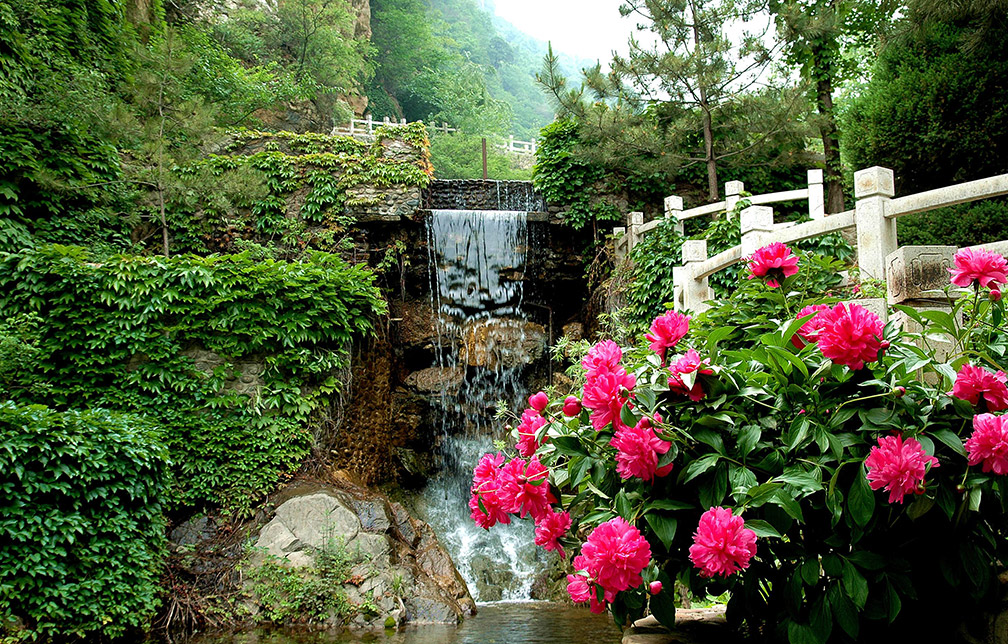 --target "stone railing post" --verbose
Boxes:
[627,212,644,254]
[725,180,745,215]
[613,227,627,263]
[664,196,684,235]
[808,169,825,220]
[674,240,712,313]
[740,205,774,257]
[854,166,896,282]
[887,246,957,376]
